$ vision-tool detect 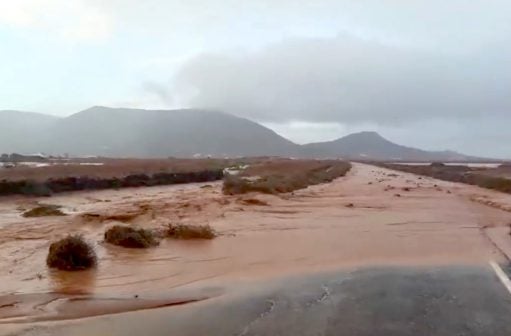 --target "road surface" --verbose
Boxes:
[5,265,511,336]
